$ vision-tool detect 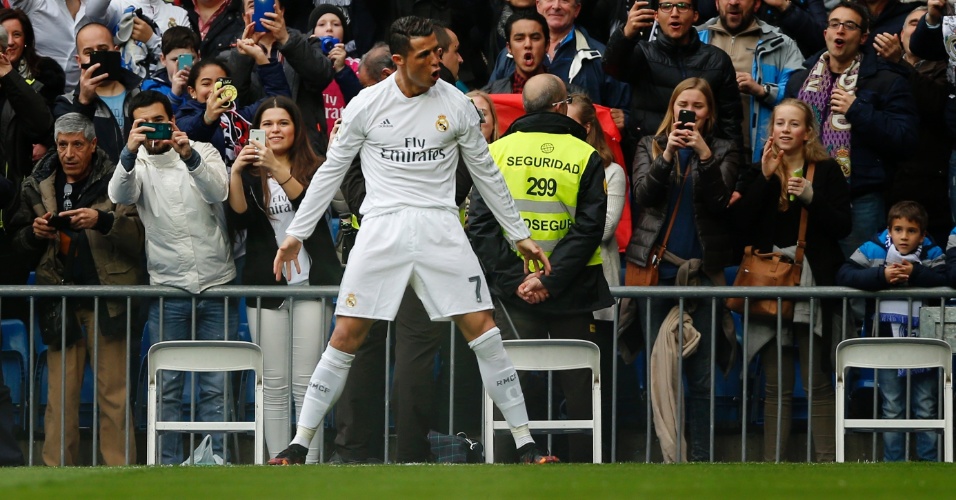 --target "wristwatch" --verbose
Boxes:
[762,83,773,100]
